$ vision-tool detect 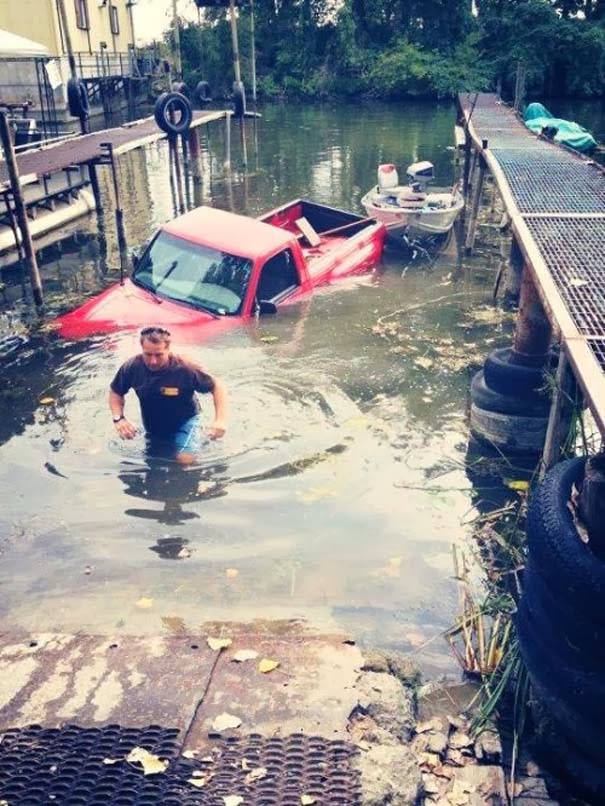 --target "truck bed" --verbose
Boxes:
[261,199,372,240]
